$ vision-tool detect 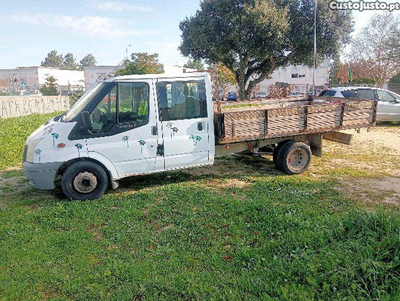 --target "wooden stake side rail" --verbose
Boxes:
[215,97,377,145]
